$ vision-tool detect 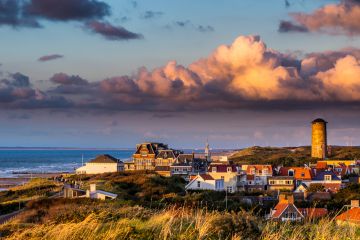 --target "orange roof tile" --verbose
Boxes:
[272,203,289,218]
[336,208,360,225]
[299,208,328,219]
[278,167,313,180]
